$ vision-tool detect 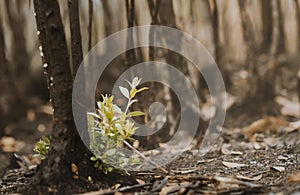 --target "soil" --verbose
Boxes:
[0,57,300,194]
[0,99,299,195]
